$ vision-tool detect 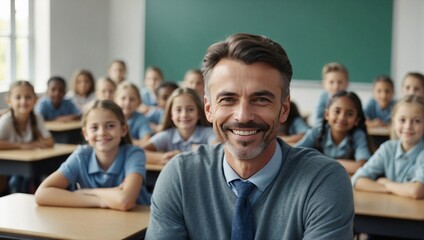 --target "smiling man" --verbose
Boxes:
[146,33,354,240]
